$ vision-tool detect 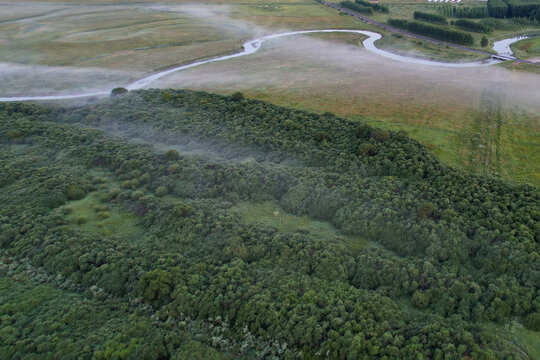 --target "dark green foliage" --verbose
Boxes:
[414,11,448,25]
[488,0,510,18]
[505,0,540,19]
[165,149,180,160]
[523,312,540,331]
[487,0,540,19]
[155,186,168,197]
[339,0,373,14]
[480,15,539,29]
[136,269,173,304]
[481,35,489,46]
[0,265,224,360]
[440,5,489,19]
[453,18,493,33]
[230,92,245,101]
[111,87,128,97]
[0,91,538,358]
[388,18,474,45]
[355,0,389,13]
